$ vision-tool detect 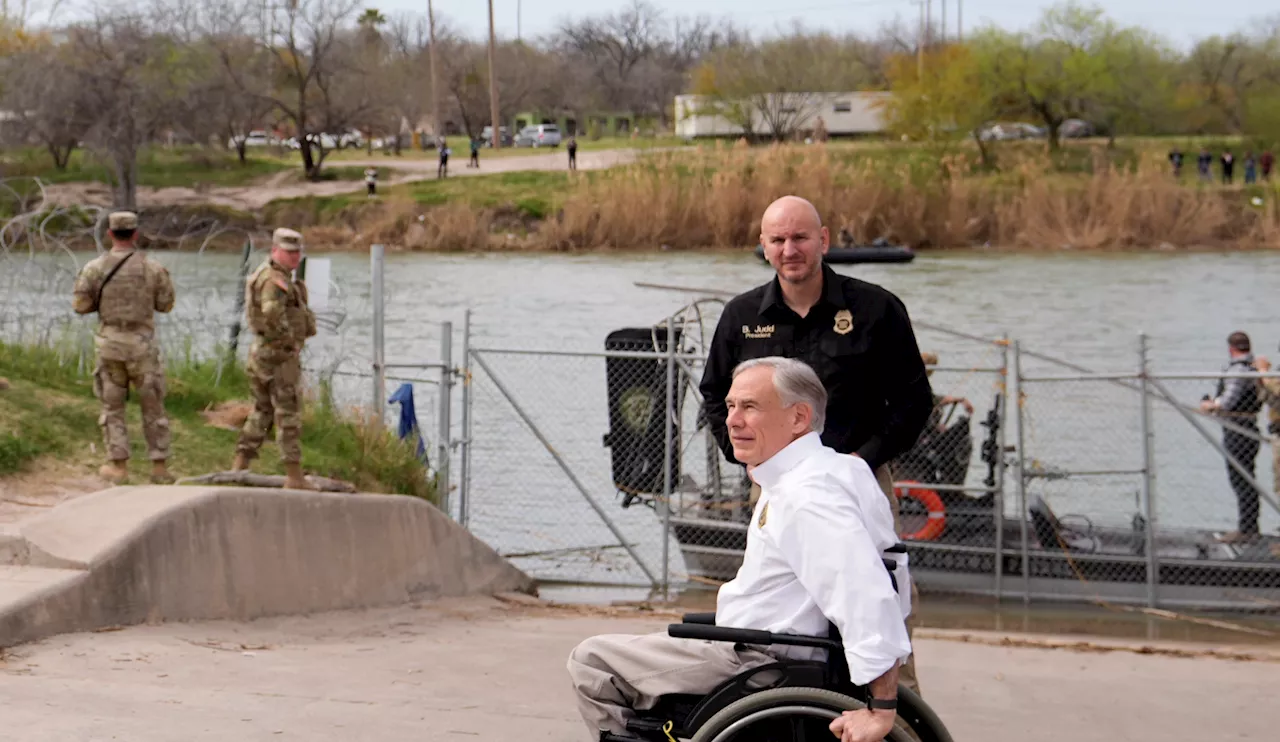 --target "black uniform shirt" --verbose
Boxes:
[698,263,934,472]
